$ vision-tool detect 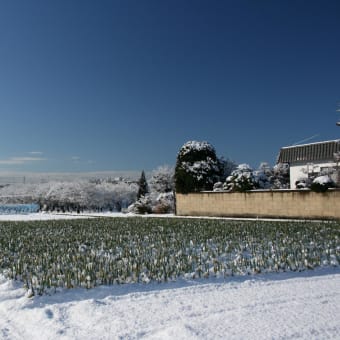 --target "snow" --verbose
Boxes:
[0,211,146,221]
[0,214,339,338]
[313,175,333,185]
[0,211,332,223]
[281,139,340,149]
[179,141,215,157]
[235,163,252,171]
[0,268,339,339]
